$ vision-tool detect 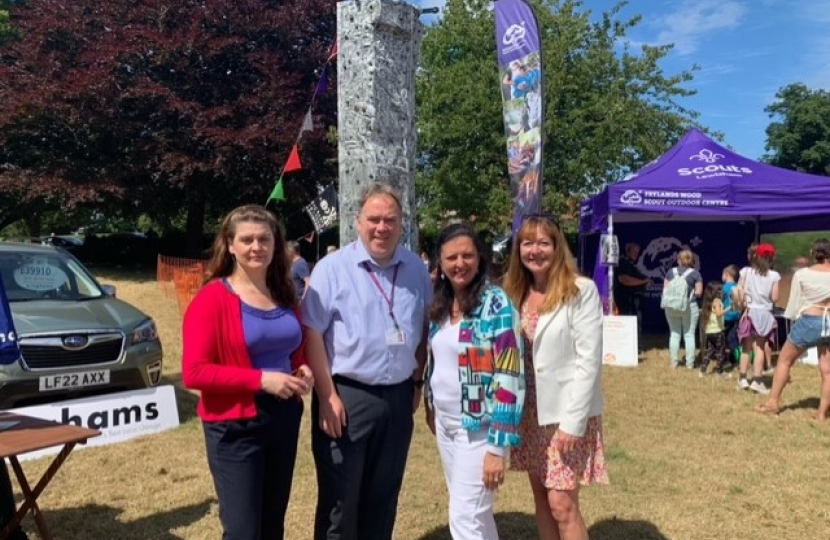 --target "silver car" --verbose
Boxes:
[0,242,163,408]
